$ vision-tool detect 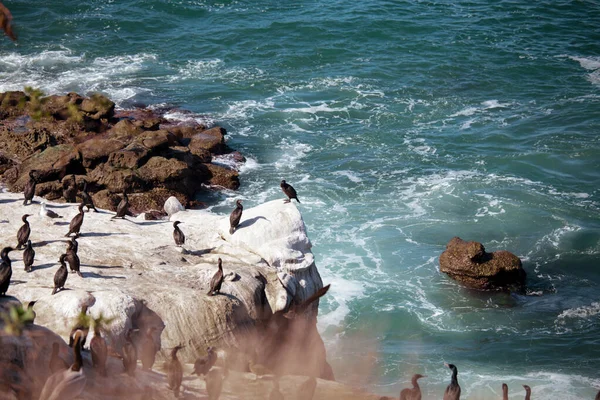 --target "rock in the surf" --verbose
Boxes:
[439,237,525,290]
